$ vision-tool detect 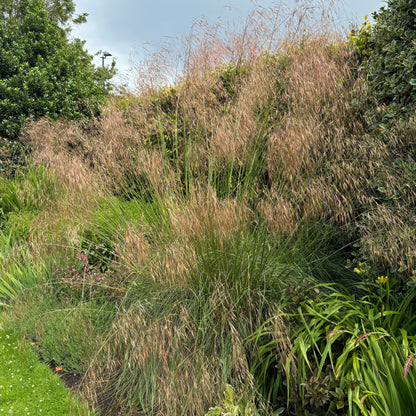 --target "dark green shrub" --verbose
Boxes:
[352,0,416,118]
[0,0,114,141]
